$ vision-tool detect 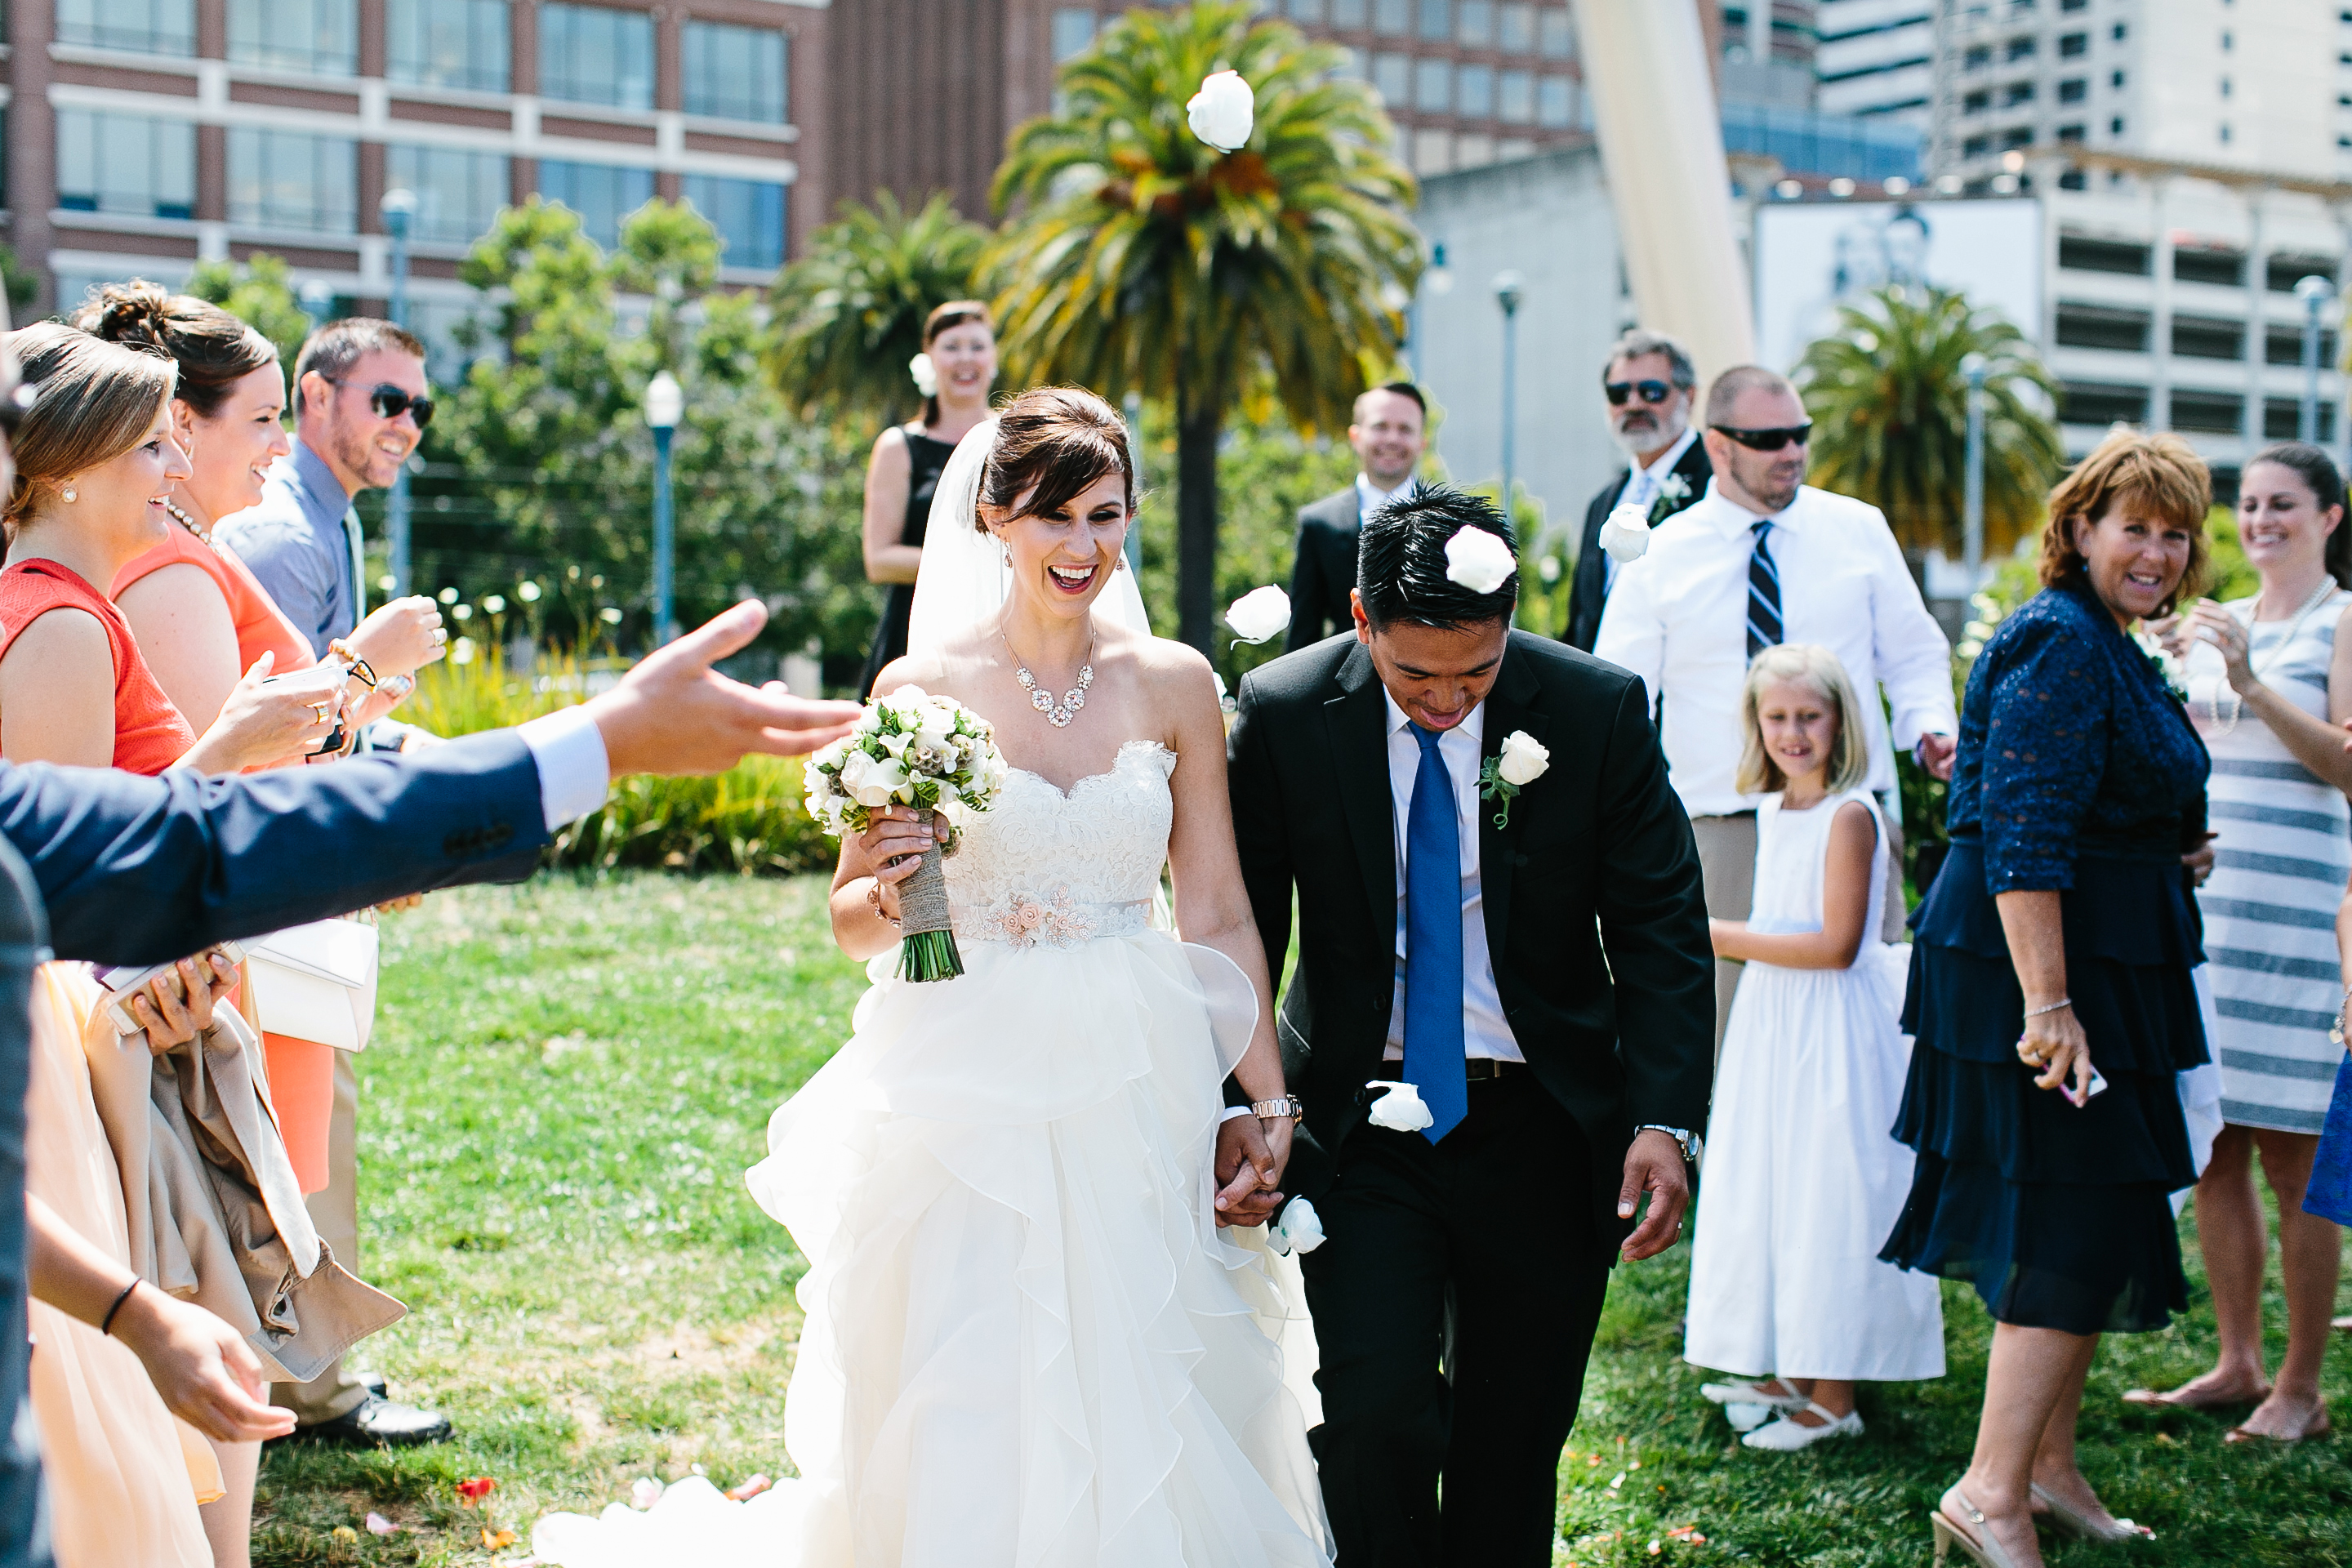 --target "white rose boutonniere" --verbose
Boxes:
[1365,1080,1435,1132]
[1268,1196,1325,1256]
[1477,730,1548,829]
[1443,526,1519,595]
[1187,69,1254,152]
[1224,584,1292,645]
[1597,504,1653,564]
[2132,628,2188,702]
[908,352,938,399]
